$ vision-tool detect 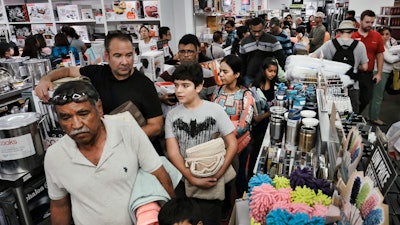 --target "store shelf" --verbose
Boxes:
[55,19,97,23]
[106,18,161,22]
[9,21,53,25]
